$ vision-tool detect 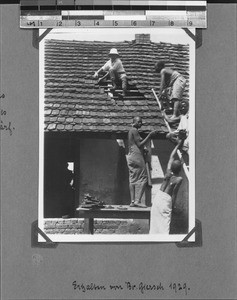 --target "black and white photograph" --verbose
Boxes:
[39,28,195,242]
[1,3,237,299]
